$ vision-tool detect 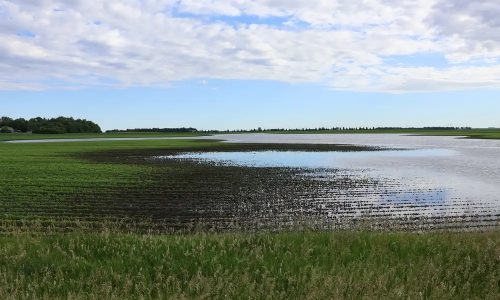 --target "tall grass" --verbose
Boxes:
[0,231,498,299]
